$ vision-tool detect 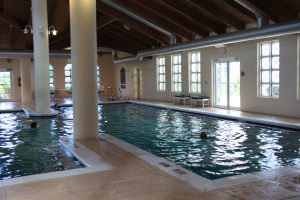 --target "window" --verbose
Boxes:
[0,71,12,99]
[97,66,100,89]
[120,67,126,89]
[49,65,55,89]
[64,64,72,90]
[259,40,280,98]
[172,54,182,92]
[157,57,166,91]
[189,52,201,93]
